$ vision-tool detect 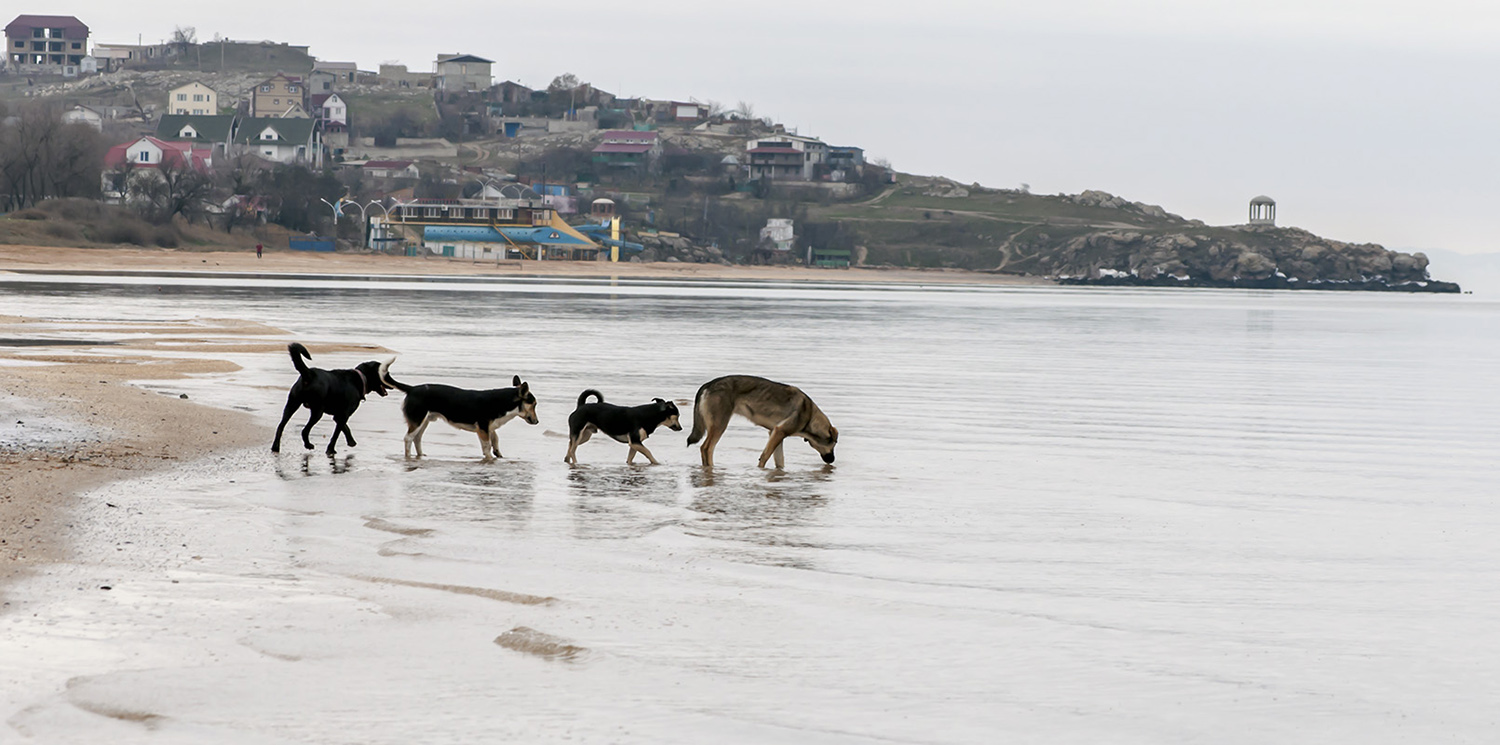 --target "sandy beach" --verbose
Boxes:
[0,311,387,607]
[0,243,1047,285]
